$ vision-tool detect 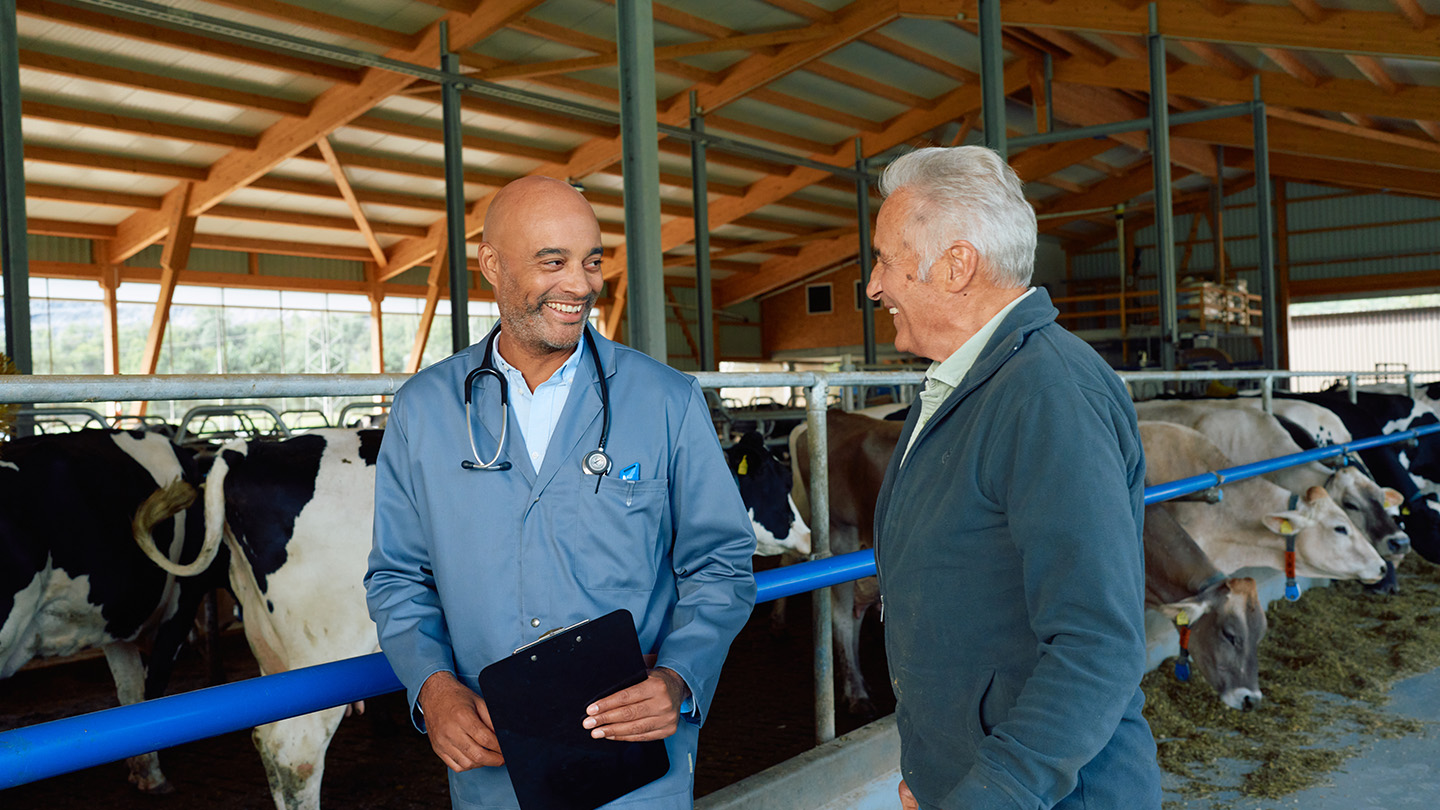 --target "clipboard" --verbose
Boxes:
[478,608,670,810]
